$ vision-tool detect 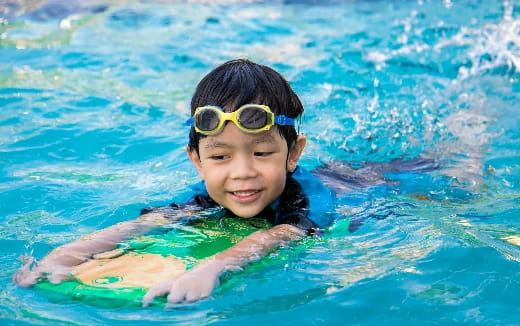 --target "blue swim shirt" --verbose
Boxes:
[152,166,337,232]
